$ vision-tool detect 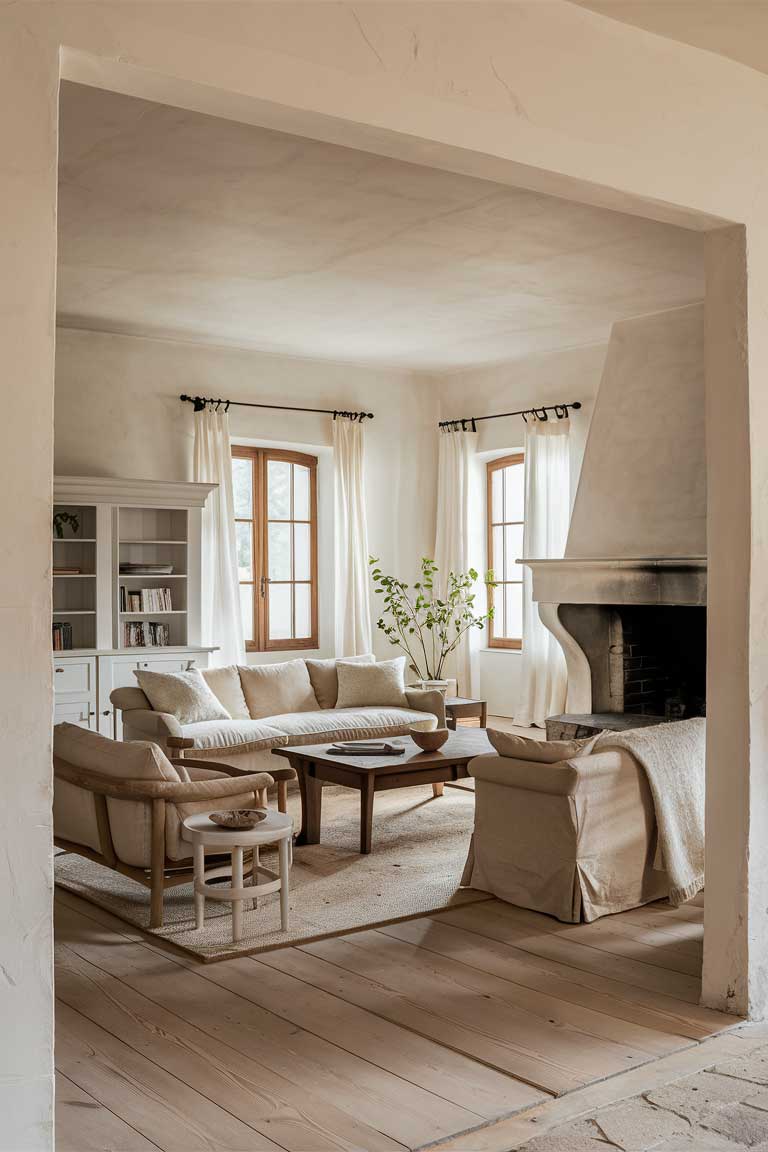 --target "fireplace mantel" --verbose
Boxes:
[520,556,707,607]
